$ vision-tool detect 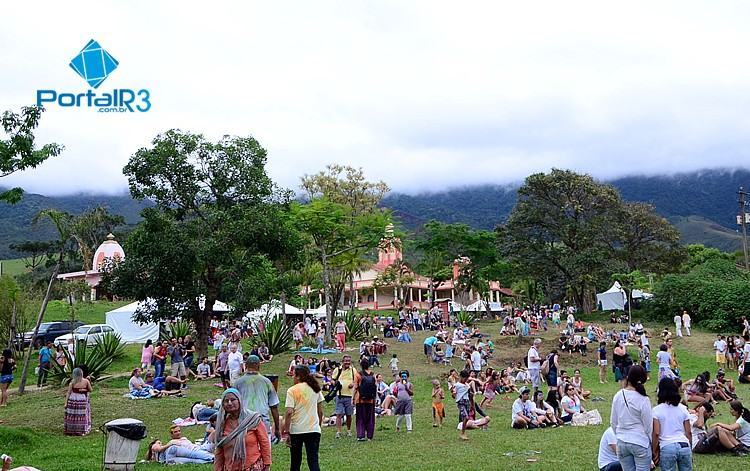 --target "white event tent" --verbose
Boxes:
[106,299,231,344]
[596,282,653,311]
